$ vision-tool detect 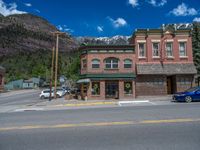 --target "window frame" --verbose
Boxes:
[82,59,87,69]
[91,82,100,95]
[179,42,187,57]
[138,43,146,58]
[152,42,160,58]
[124,59,132,69]
[104,58,119,69]
[92,59,100,69]
[124,81,133,95]
[165,42,173,57]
